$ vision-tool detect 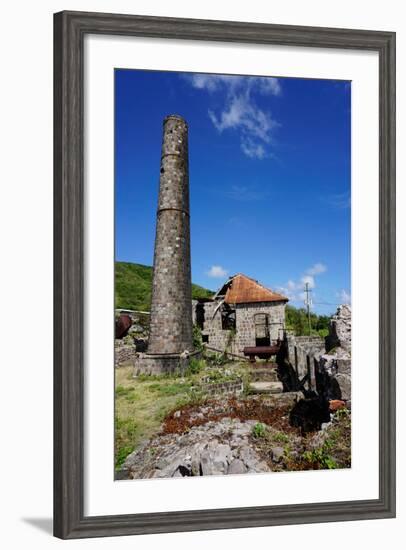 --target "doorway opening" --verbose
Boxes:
[255,313,270,346]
